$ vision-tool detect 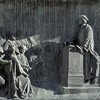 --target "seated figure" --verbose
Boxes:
[0,46,10,86]
[17,45,31,73]
[3,34,33,99]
